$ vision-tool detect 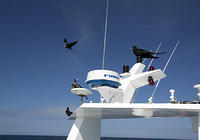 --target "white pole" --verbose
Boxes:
[163,40,180,73]
[102,0,109,70]
[101,0,109,103]
[150,40,180,102]
[147,42,162,70]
